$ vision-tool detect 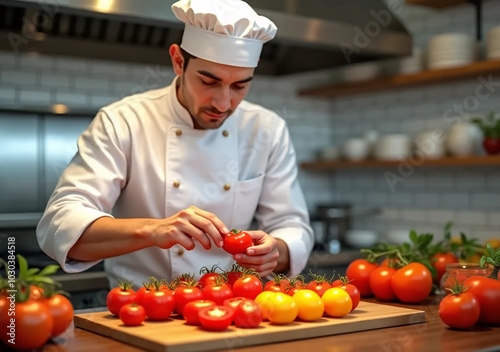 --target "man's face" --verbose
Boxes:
[176,55,255,130]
